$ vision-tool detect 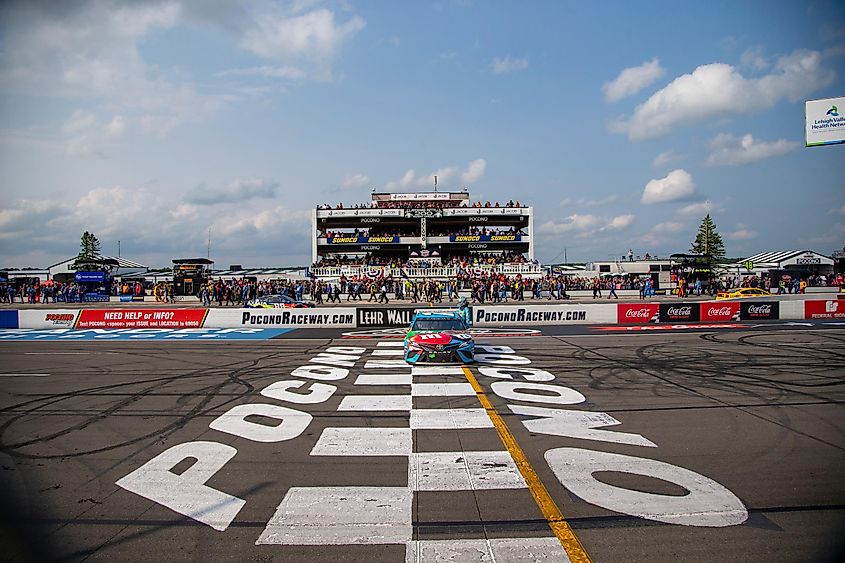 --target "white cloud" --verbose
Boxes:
[653,221,687,233]
[0,183,311,266]
[539,213,633,236]
[612,49,835,139]
[705,133,799,166]
[342,173,370,188]
[385,159,487,190]
[240,8,365,72]
[604,214,635,230]
[538,214,602,235]
[560,196,618,207]
[104,115,129,138]
[834,204,845,216]
[417,167,456,189]
[216,65,307,80]
[385,169,416,191]
[491,55,528,74]
[652,150,686,168]
[677,201,717,217]
[184,177,279,205]
[602,58,665,102]
[727,228,758,240]
[461,159,487,184]
[641,169,697,204]
[740,46,769,72]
